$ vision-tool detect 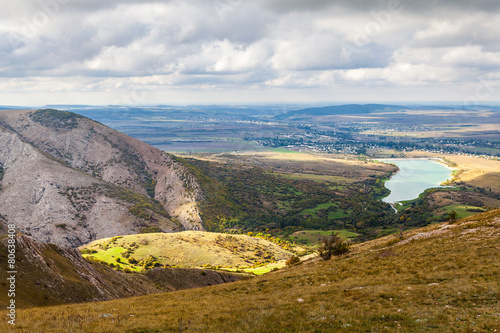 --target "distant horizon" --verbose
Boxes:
[3,101,500,110]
